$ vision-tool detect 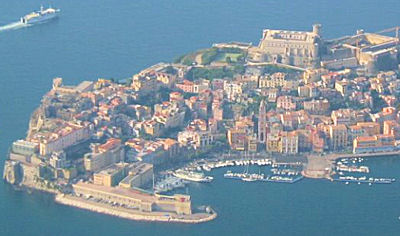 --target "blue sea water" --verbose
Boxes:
[1,0,400,235]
